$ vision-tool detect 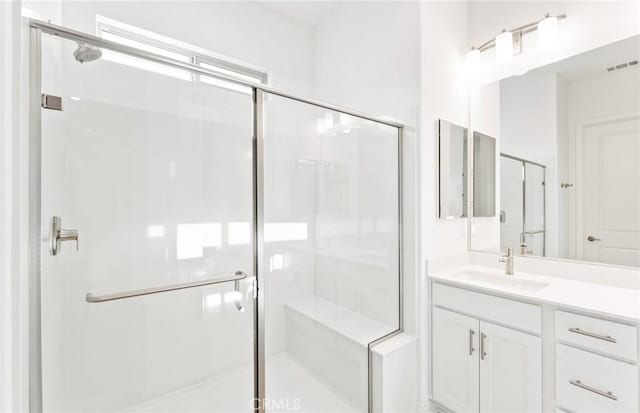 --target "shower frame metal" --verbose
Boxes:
[500,152,546,256]
[27,18,405,413]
